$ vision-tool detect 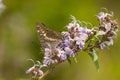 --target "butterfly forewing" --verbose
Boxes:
[36,22,62,52]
